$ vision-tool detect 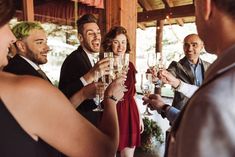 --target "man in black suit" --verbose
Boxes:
[59,14,109,125]
[3,22,51,82]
